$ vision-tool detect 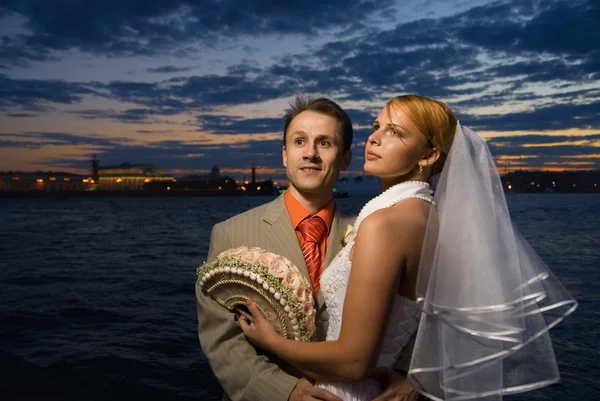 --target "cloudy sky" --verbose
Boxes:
[1,0,599,180]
